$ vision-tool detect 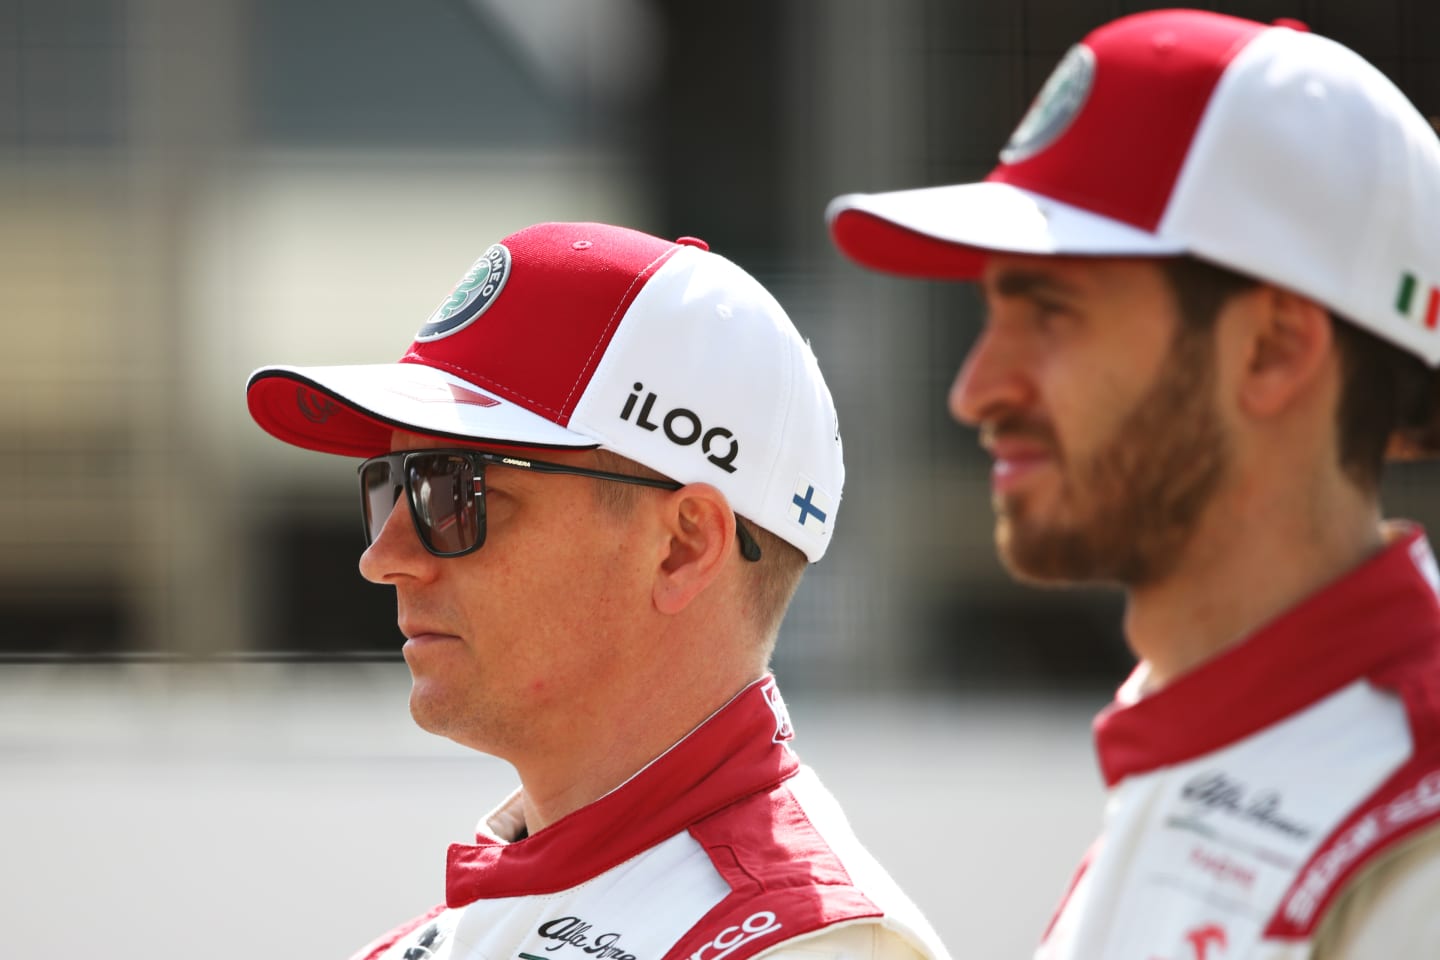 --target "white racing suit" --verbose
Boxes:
[352,677,950,960]
[1038,526,1440,959]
